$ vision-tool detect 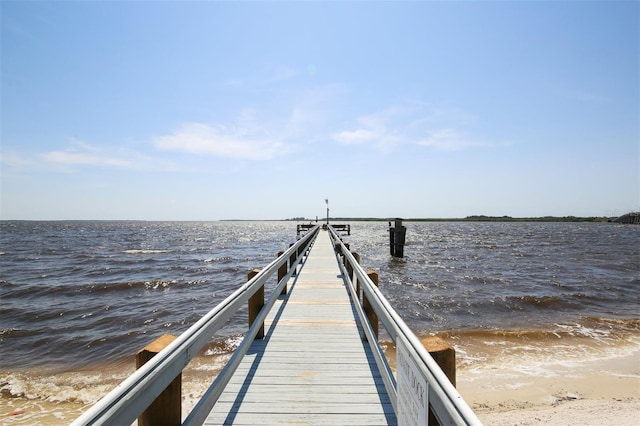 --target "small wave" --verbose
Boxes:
[204,256,232,263]
[0,367,130,405]
[437,317,640,343]
[0,327,38,338]
[202,335,244,356]
[144,280,176,291]
[87,279,183,294]
[428,316,640,371]
[581,316,640,330]
[86,281,147,293]
[123,249,170,255]
[505,294,584,310]
[0,358,224,423]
